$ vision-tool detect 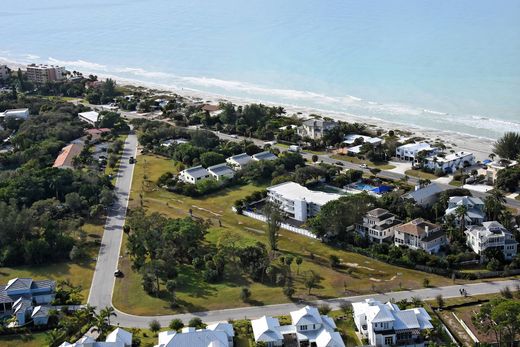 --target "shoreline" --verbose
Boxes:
[1,59,495,161]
